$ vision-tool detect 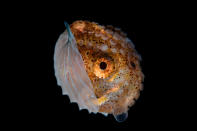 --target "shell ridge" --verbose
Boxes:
[68,35,98,112]
[62,26,98,112]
